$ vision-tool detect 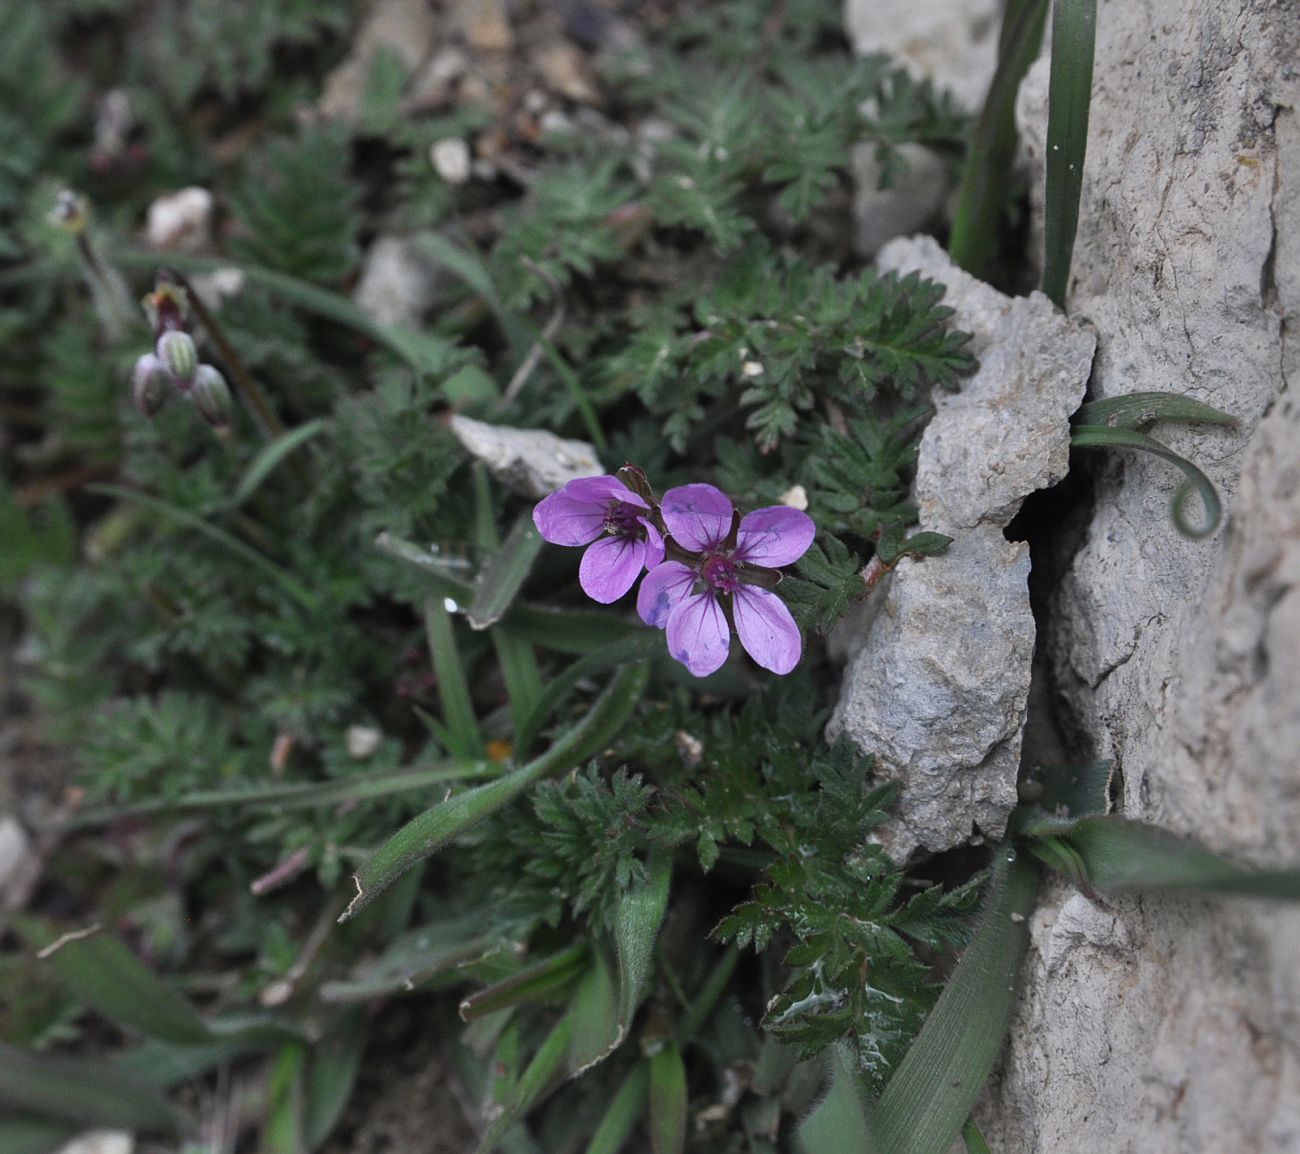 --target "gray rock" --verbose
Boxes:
[828,236,1095,859]
[850,143,949,259]
[318,0,438,122]
[0,815,28,893]
[353,236,442,330]
[844,0,1002,113]
[449,415,603,498]
[974,3,1300,1150]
